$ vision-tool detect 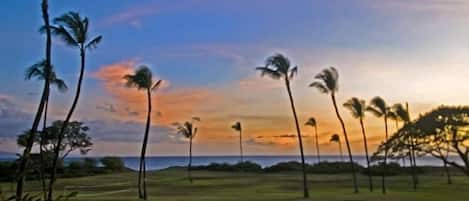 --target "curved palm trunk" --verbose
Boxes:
[314,126,320,163]
[285,79,309,198]
[331,93,358,193]
[188,137,193,183]
[381,116,389,194]
[16,1,51,200]
[47,47,85,201]
[359,118,373,192]
[138,89,152,200]
[239,130,243,163]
